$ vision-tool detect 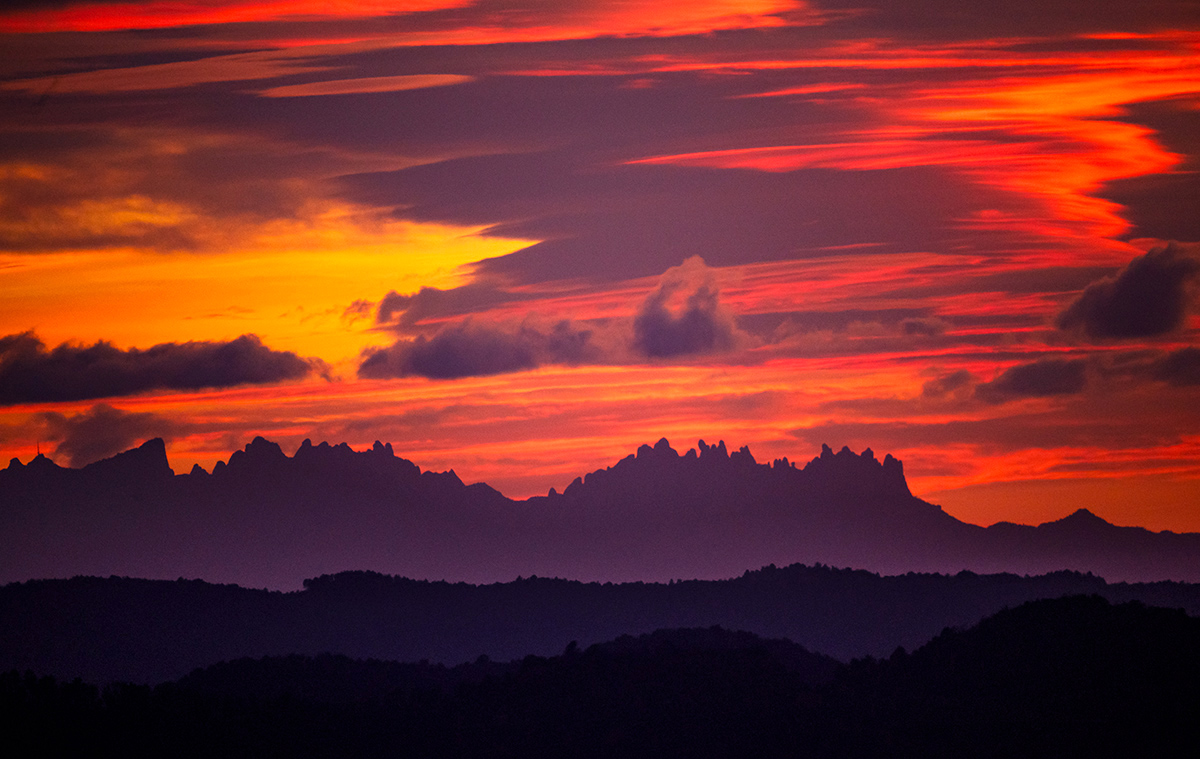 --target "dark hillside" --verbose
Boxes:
[5,564,1200,684]
[3,598,1197,759]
